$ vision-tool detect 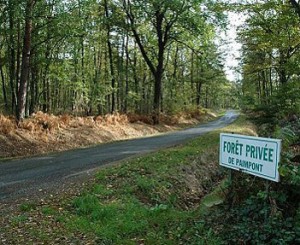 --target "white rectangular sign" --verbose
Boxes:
[220,133,281,182]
